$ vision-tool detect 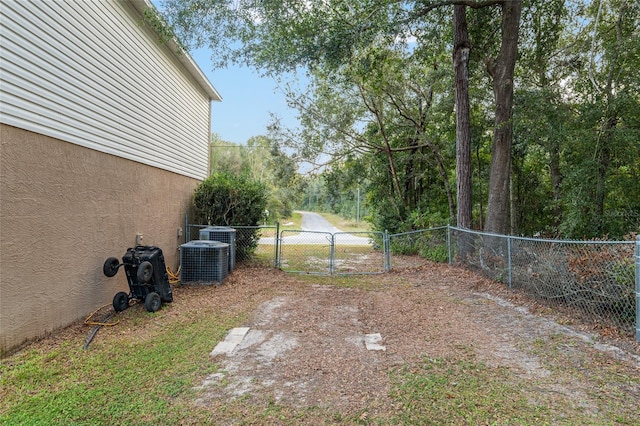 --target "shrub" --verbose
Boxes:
[193,172,268,261]
[420,244,448,263]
